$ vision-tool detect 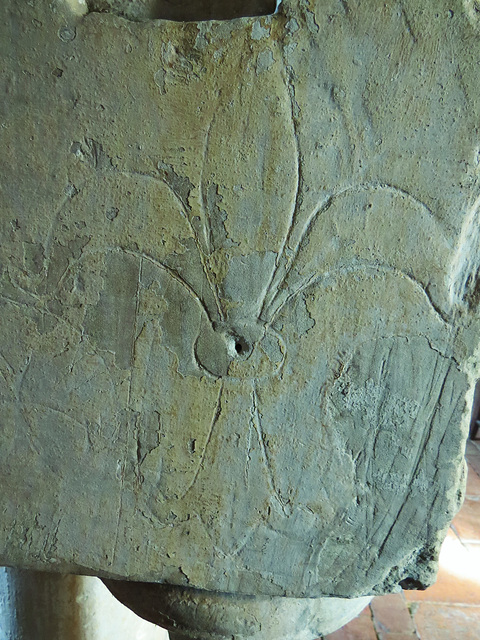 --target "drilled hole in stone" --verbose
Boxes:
[85,0,278,22]
[233,336,250,357]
